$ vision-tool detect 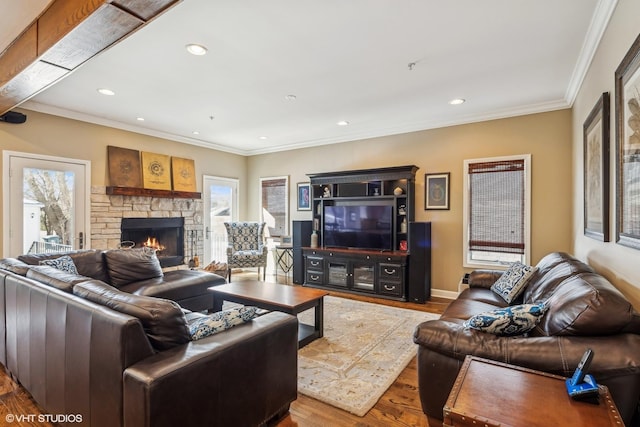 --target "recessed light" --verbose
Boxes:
[97,88,115,96]
[449,98,466,105]
[259,136,268,140]
[336,120,349,126]
[186,44,208,56]
[192,131,200,135]
[136,117,145,121]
